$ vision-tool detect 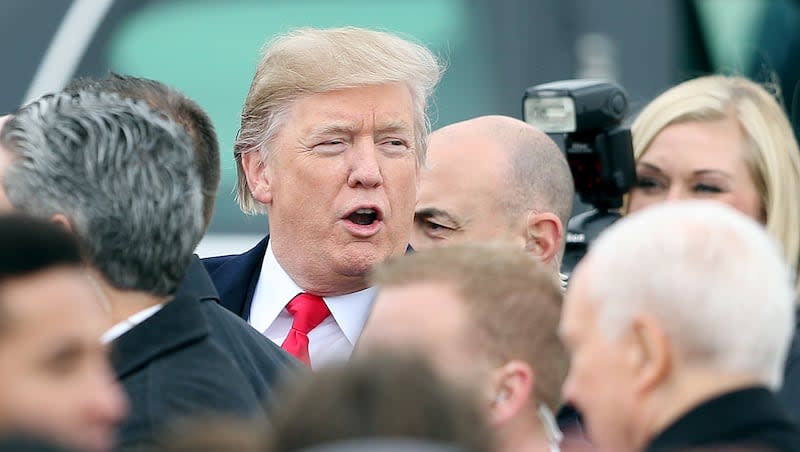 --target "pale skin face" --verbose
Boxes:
[628,118,764,222]
[243,83,418,295]
[412,125,519,249]
[0,267,127,452]
[559,264,640,451]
